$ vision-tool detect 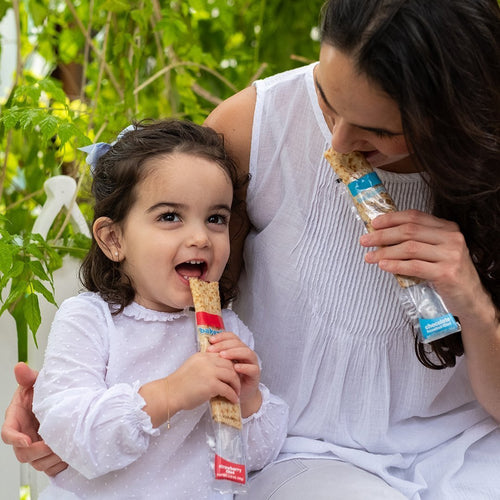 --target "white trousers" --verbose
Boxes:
[238,458,407,499]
